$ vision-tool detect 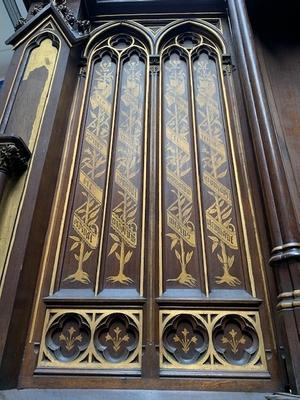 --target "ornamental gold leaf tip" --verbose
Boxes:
[59,326,83,351]
[221,329,246,354]
[173,327,198,354]
[105,326,130,352]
